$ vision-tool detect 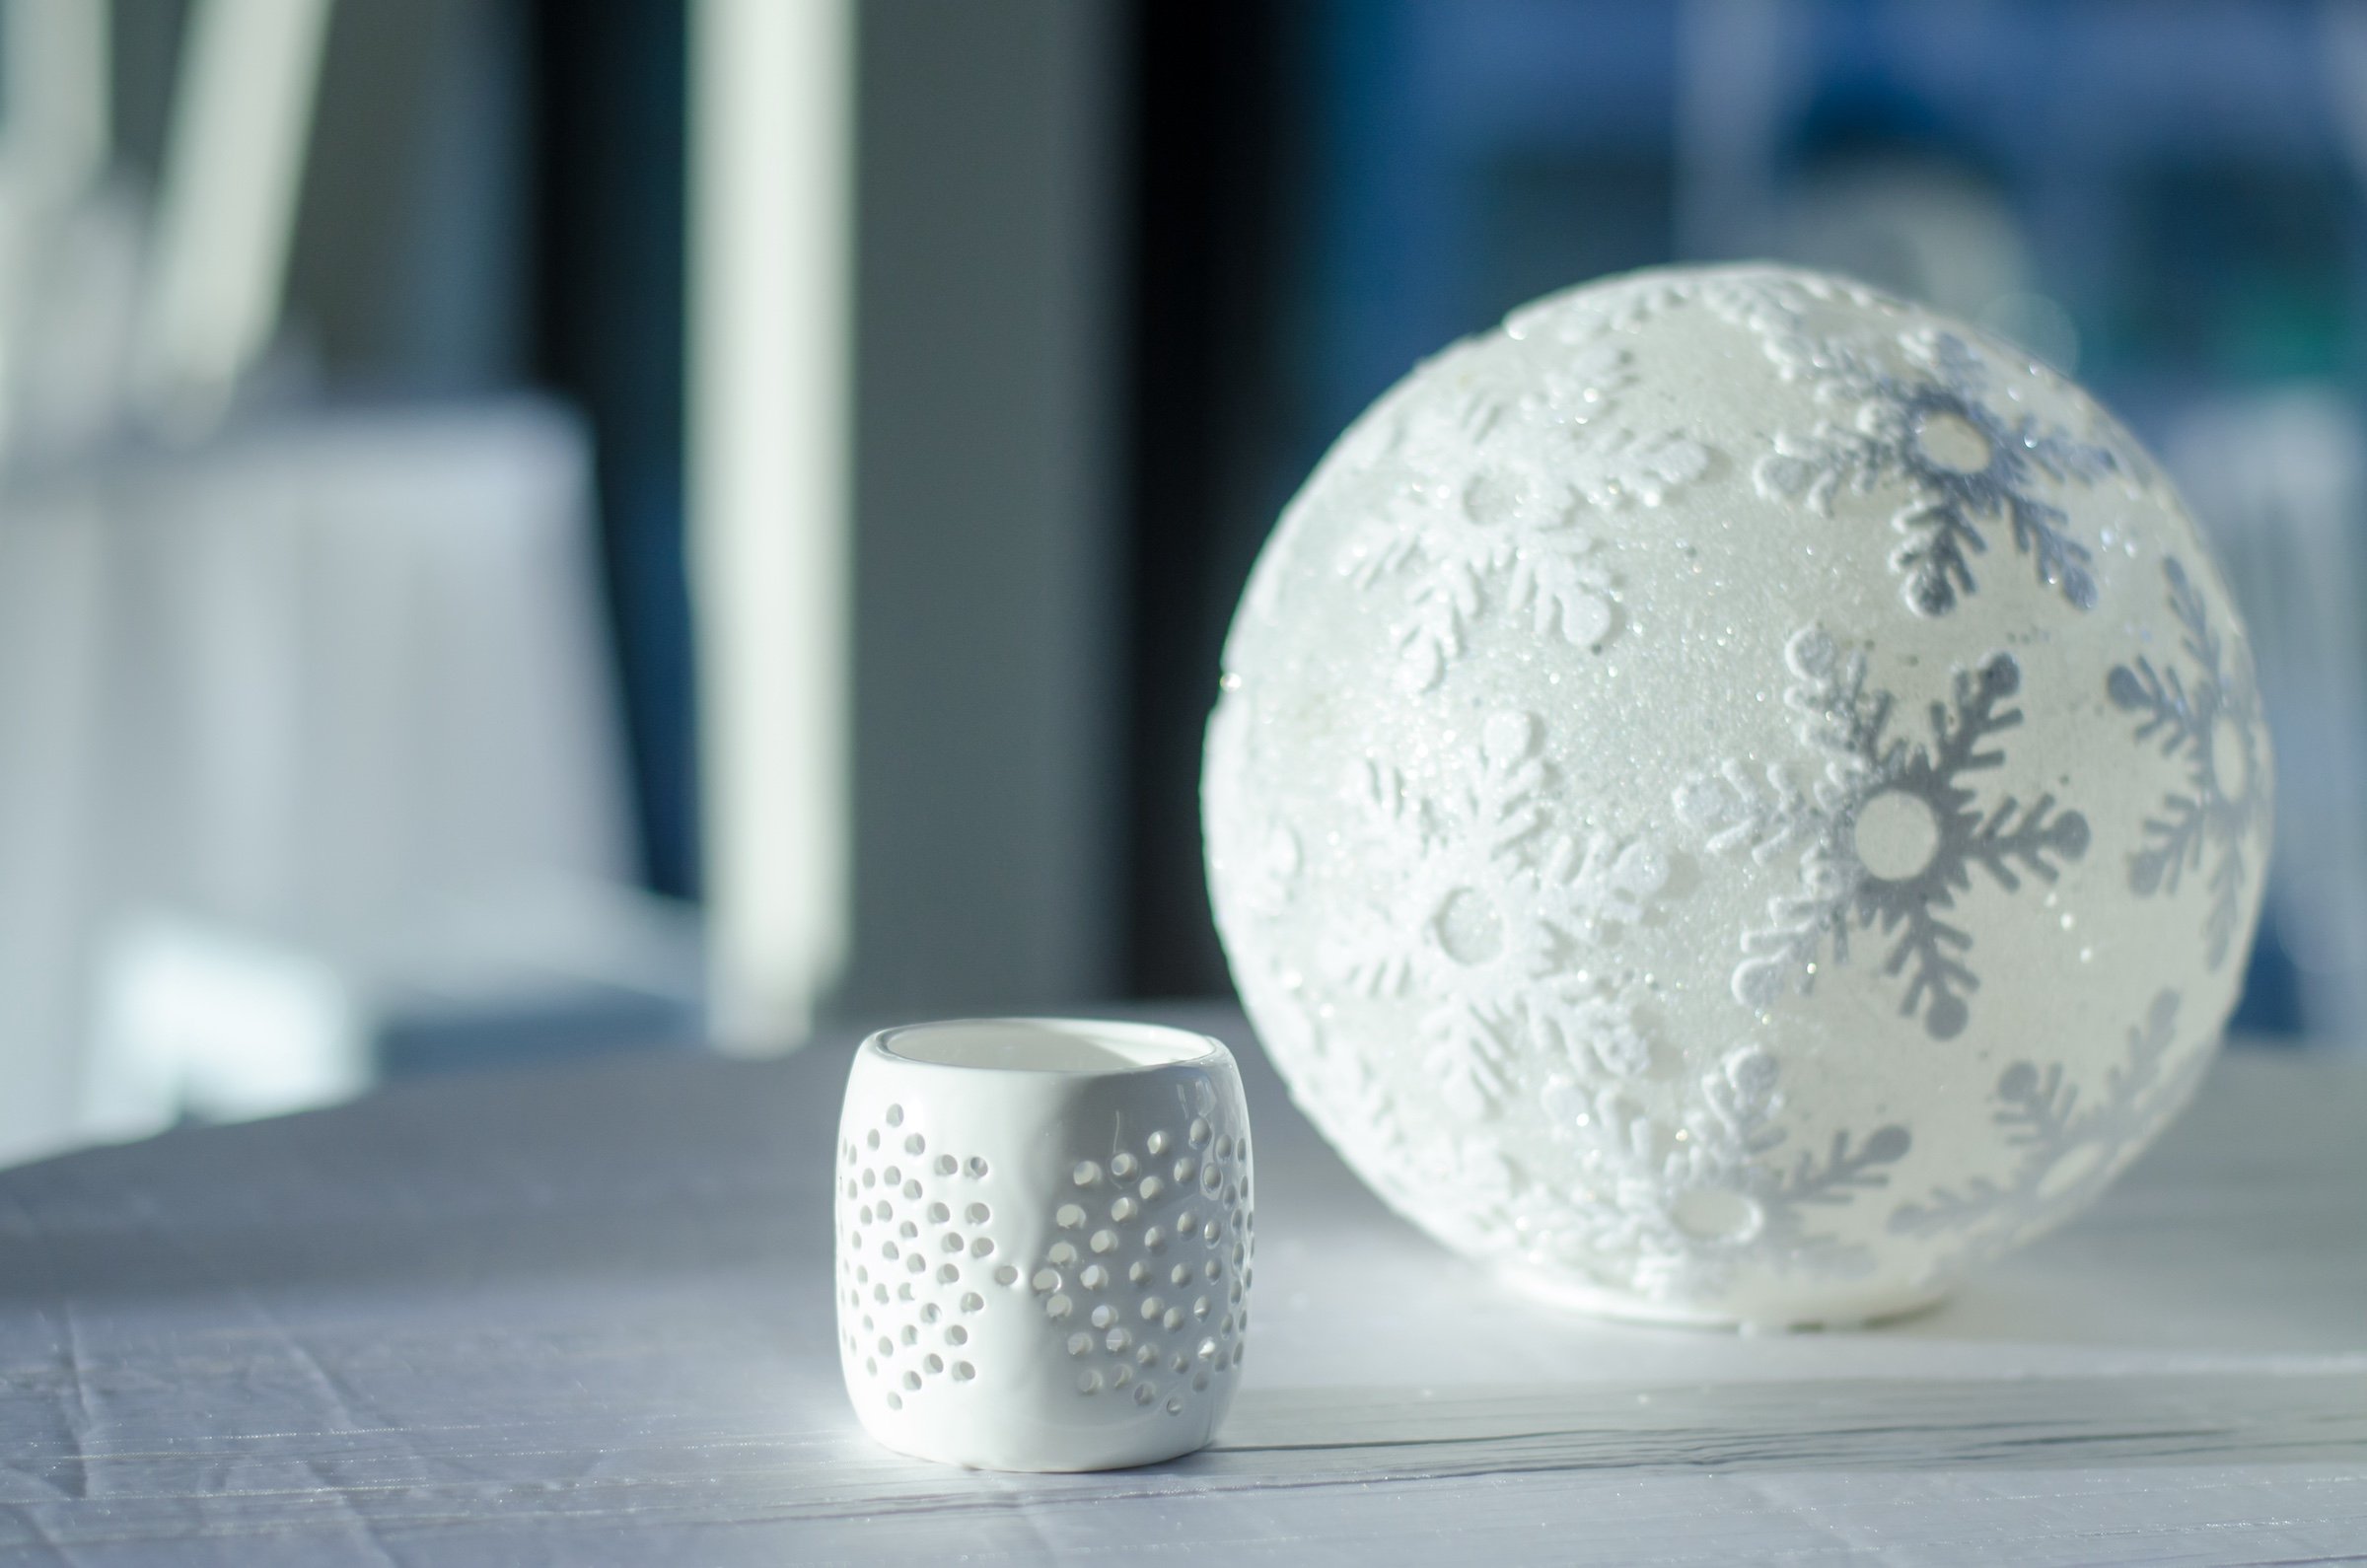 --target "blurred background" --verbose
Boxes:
[0,0,2358,1169]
